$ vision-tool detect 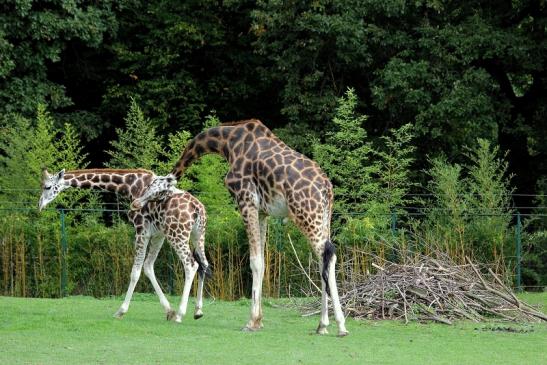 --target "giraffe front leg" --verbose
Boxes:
[242,209,265,332]
[142,235,175,320]
[114,233,149,319]
[316,263,329,335]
